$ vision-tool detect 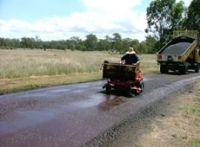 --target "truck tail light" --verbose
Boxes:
[157,55,162,60]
